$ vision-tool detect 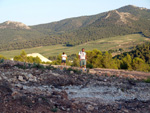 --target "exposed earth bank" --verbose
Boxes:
[0,60,150,113]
